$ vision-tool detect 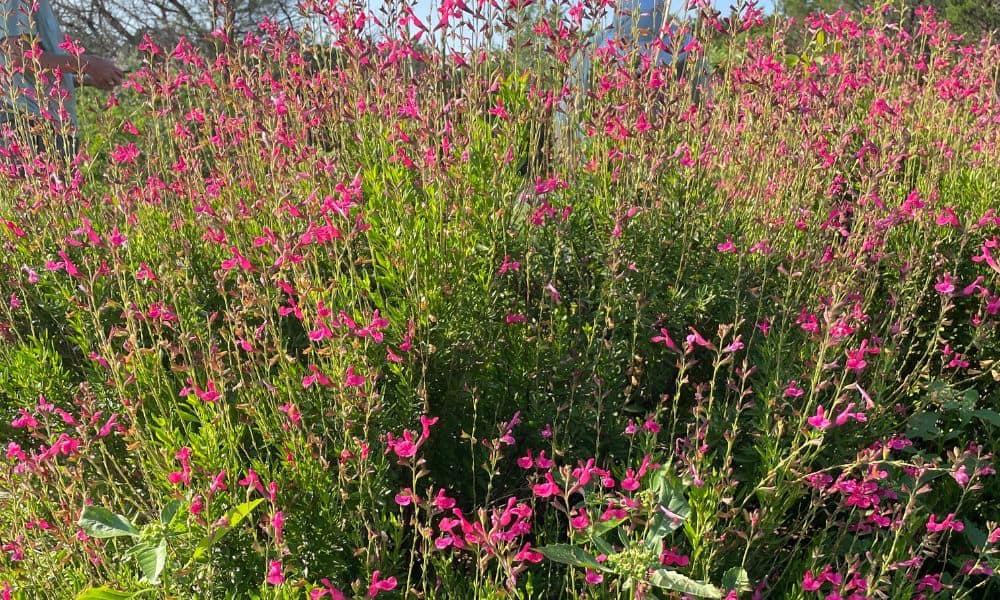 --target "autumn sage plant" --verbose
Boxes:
[1,0,999,598]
